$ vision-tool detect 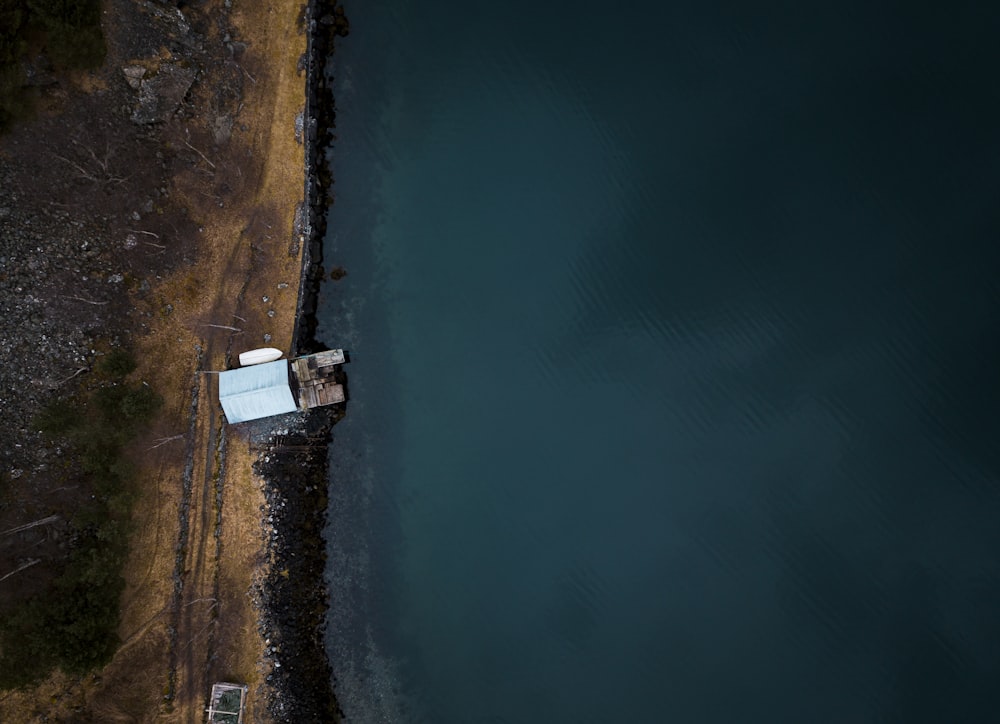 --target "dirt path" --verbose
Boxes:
[163,220,273,720]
